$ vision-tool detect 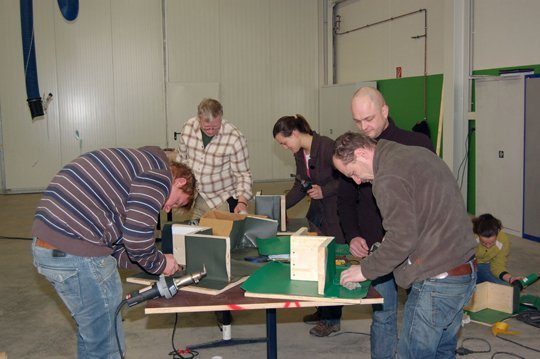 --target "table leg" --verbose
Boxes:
[186,311,266,351]
[266,308,277,359]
